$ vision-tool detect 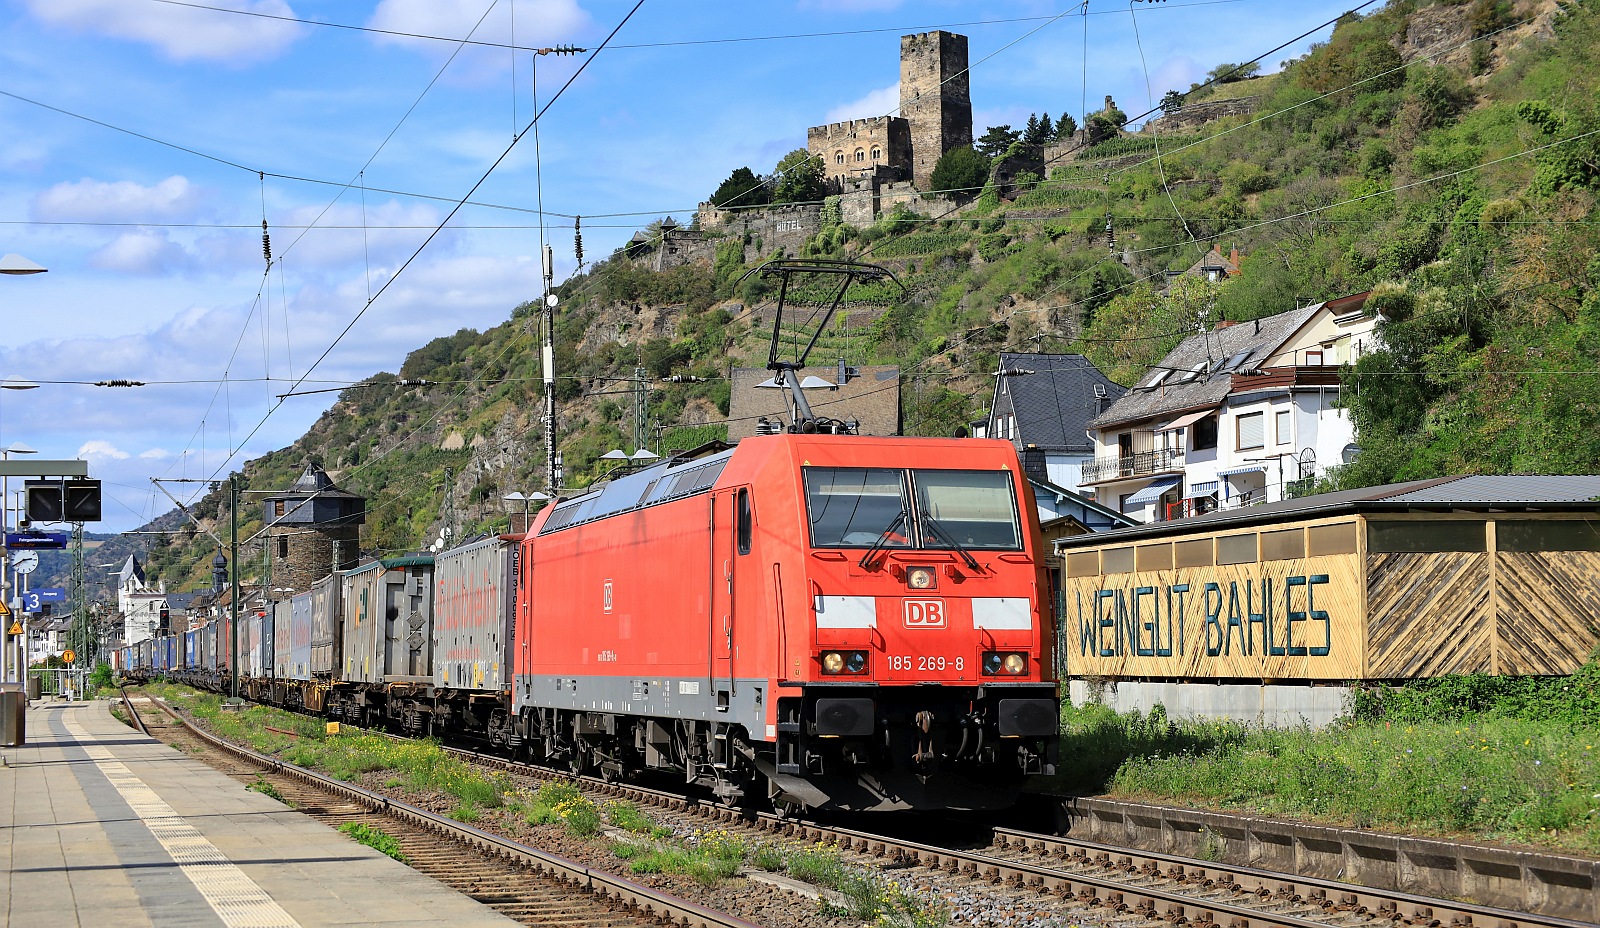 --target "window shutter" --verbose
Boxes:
[1238,412,1264,449]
